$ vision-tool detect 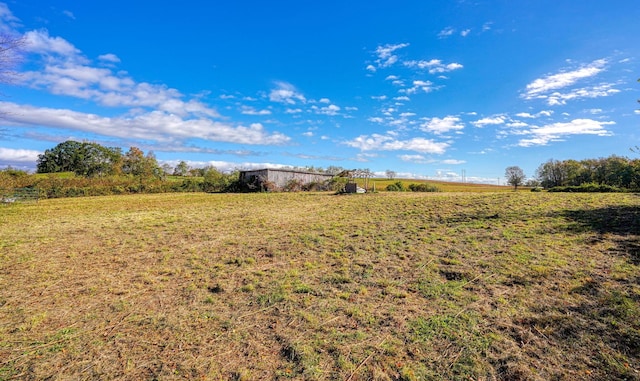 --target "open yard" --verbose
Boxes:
[1,192,639,380]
